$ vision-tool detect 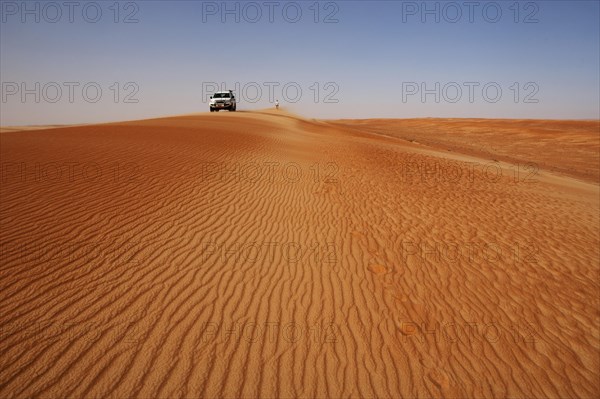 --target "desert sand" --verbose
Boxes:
[0,126,79,134]
[1,110,598,398]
